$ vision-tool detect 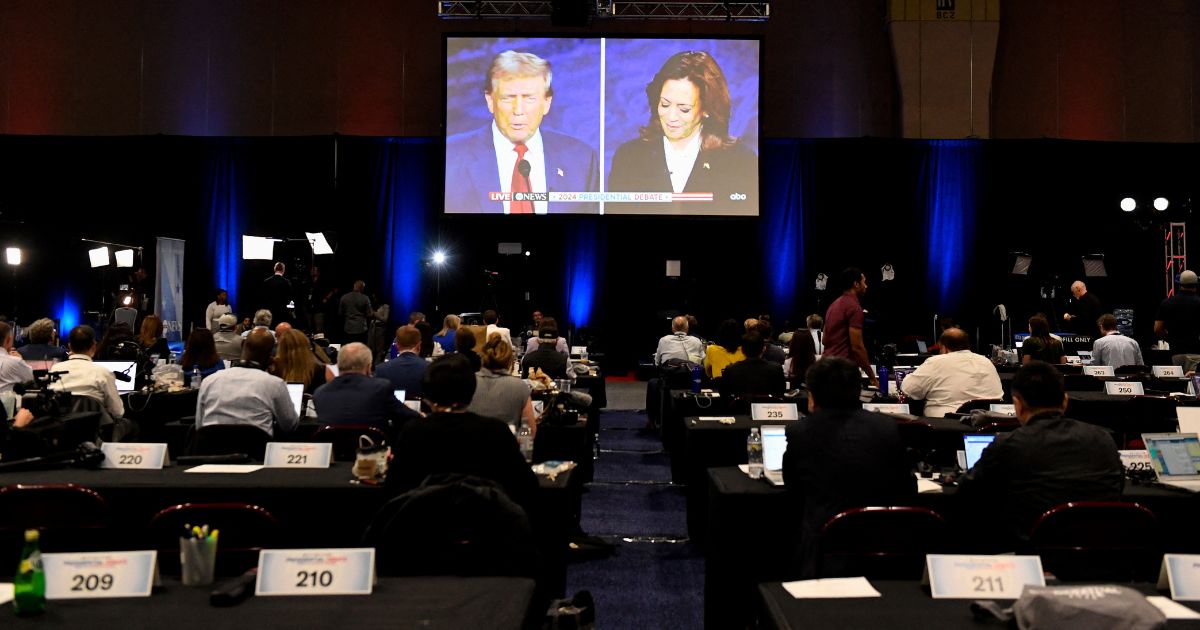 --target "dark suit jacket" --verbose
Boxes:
[782,408,916,578]
[262,274,293,325]
[607,136,757,215]
[955,413,1122,542]
[312,373,418,434]
[444,125,599,213]
[521,346,568,379]
[374,352,427,398]
[389,411,539,515]
[719,357,785,398]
